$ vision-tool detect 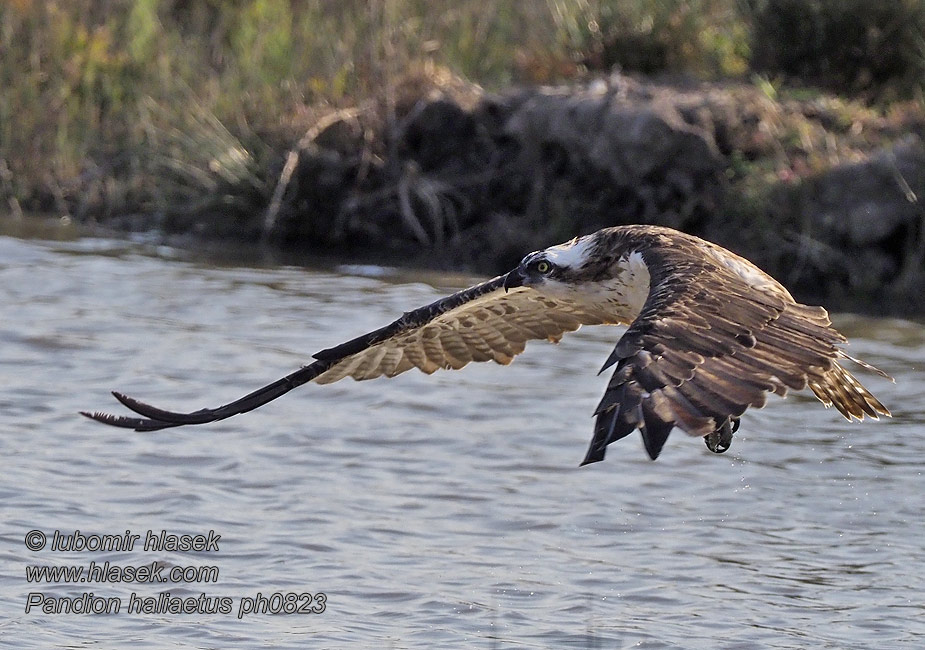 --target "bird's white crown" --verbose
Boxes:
[541,235,594,269]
